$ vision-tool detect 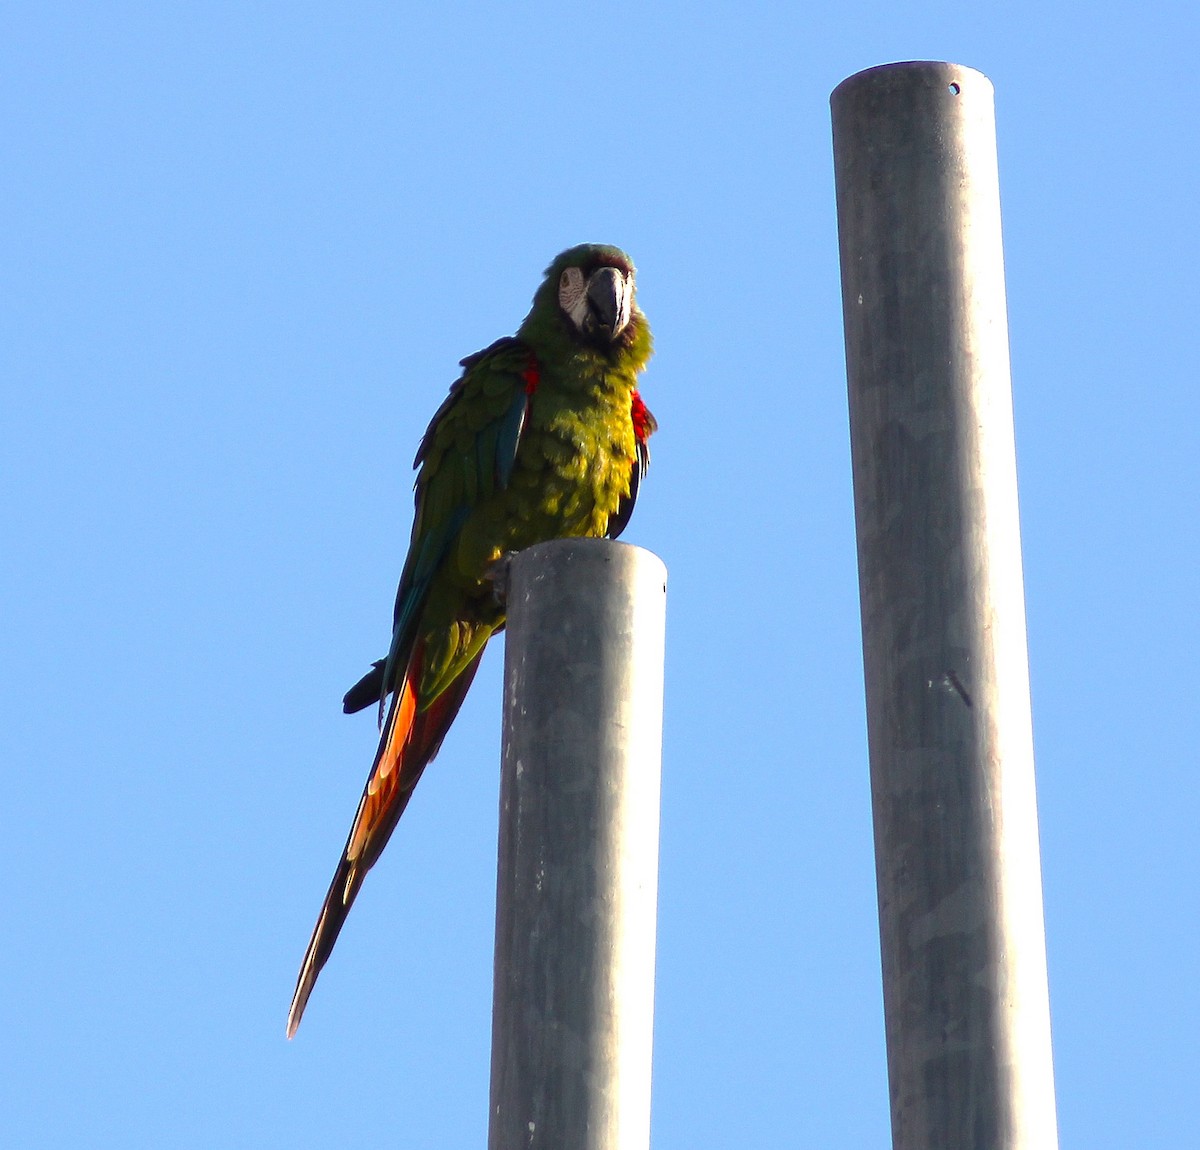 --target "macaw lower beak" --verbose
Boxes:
[585,266,632,341]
